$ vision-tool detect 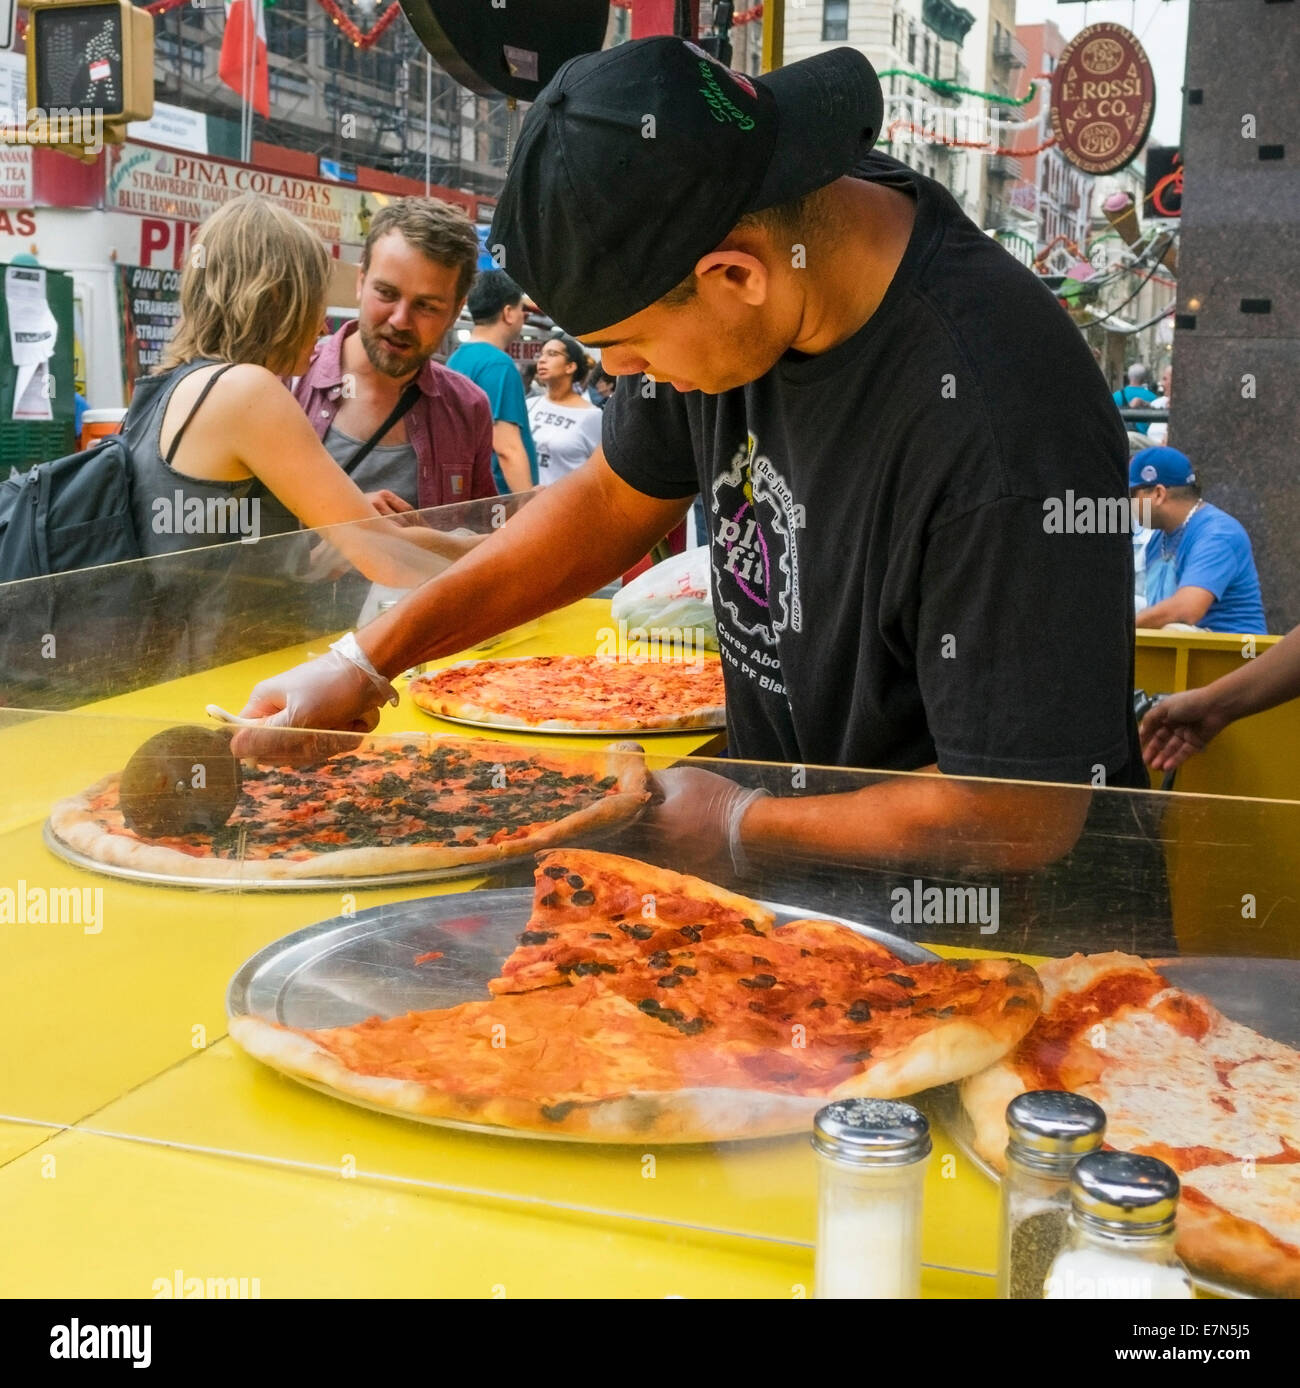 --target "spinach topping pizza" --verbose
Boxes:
[48,739,648,882]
